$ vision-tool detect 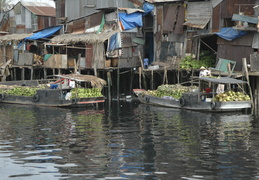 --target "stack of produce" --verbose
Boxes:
[143,84,197,100]
[71,88,103,98]
[214,91,250,102]
[34,54,44,65]
[0,87,41,96]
